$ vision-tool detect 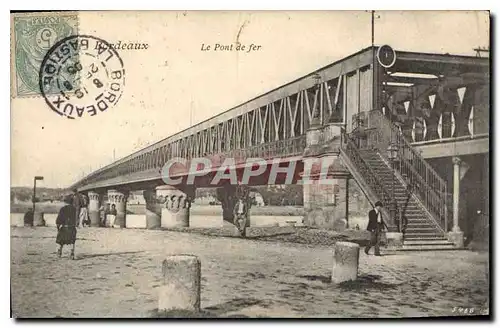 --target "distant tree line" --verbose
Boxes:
[194,185,303,206]
[256,185,303,206]
[11,187,69,203]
